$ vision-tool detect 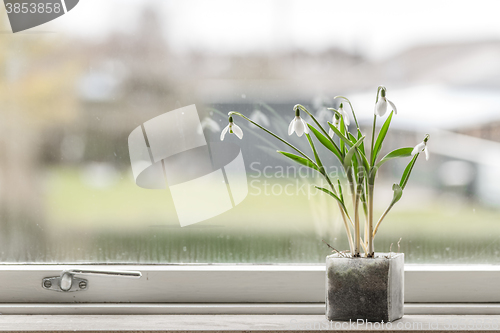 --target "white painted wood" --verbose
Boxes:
[405,304,500,315]
[0,314,499,332]
[0,265,325,303]
[404,265,500,302]
[0,264,499,306]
